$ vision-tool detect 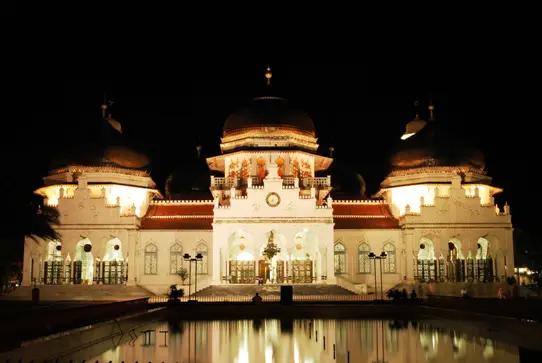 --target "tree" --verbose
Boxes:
[177,267,189,285]
[24,195,61,243]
